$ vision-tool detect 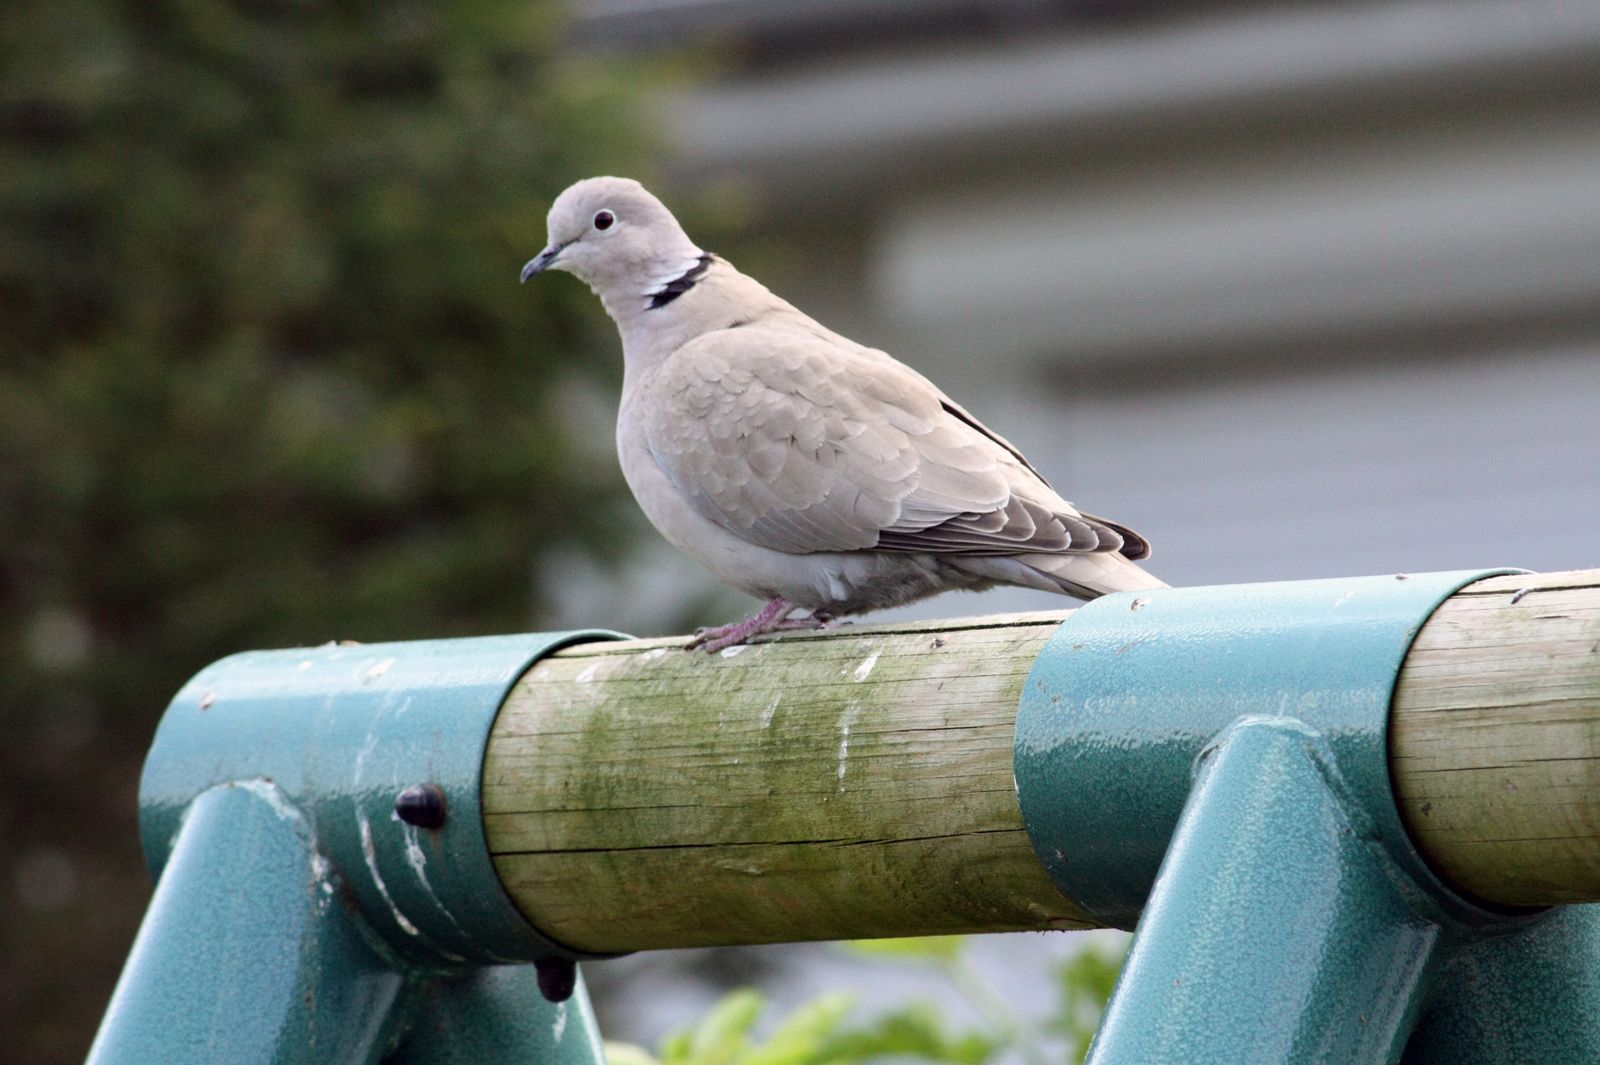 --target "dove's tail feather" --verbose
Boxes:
[1014,551,1169,601]
[948,550,1167,601]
